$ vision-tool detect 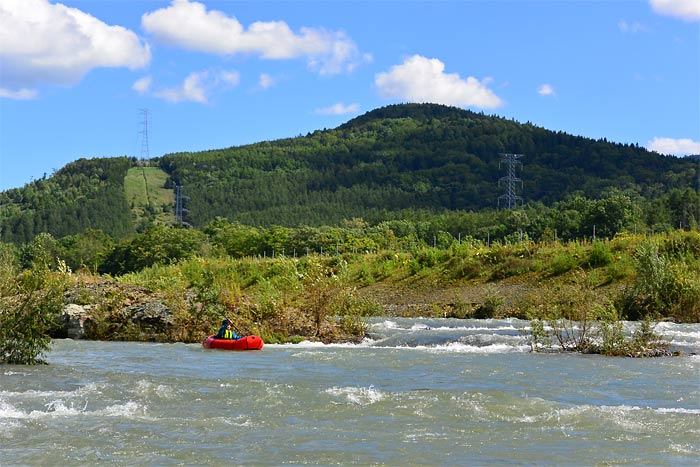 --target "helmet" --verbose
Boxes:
[221,319,230,326]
